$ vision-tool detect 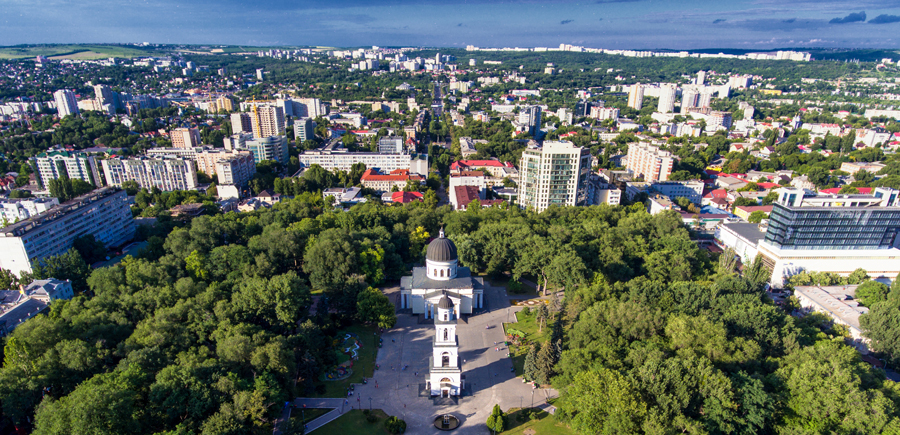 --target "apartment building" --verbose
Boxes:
[294,118,316,142]
[449,171,486,209]
[0,188,135,276]
[250,105,285,138]
[658,84,677,113]
[30,150,102,189]
[625,142,675,182]
[170,127,201,149]
[102,157,198,191]
[145,147,255,185]
[517,140,592,212]
[627,83,644,110]
[231,113,252,134]
[53,89,79,118]
[0,198,60,225]
[215,154,256,186]
[299,149,428,175]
